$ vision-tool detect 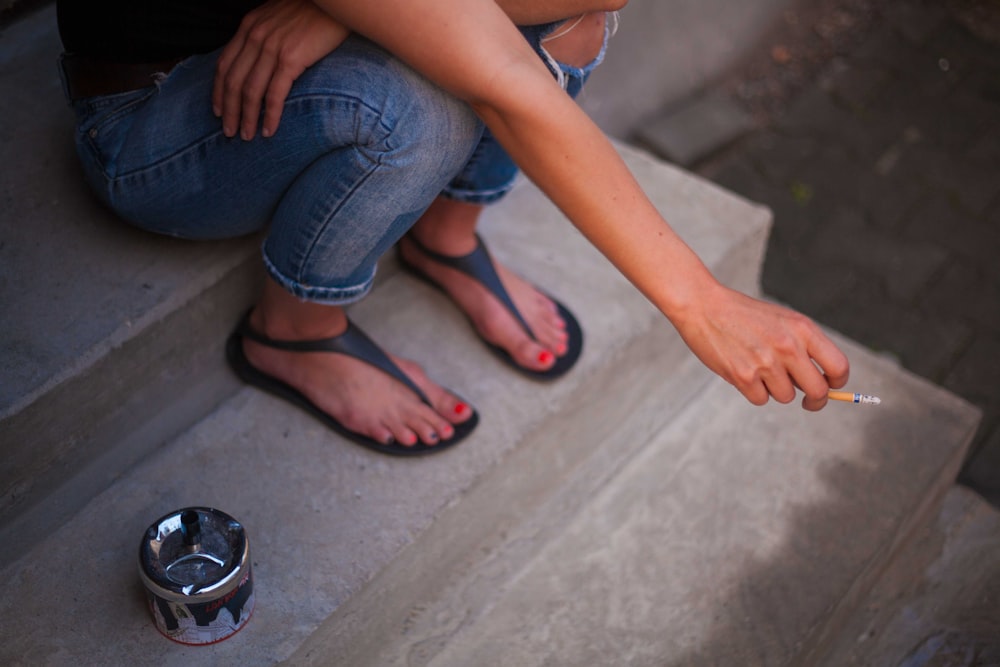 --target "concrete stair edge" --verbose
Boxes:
[0,142,775,666]
[817,484,1000,666]
[0,252,260,567]
[796,393,980,665]
[362,339,979,667]
[286,323,715,666]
